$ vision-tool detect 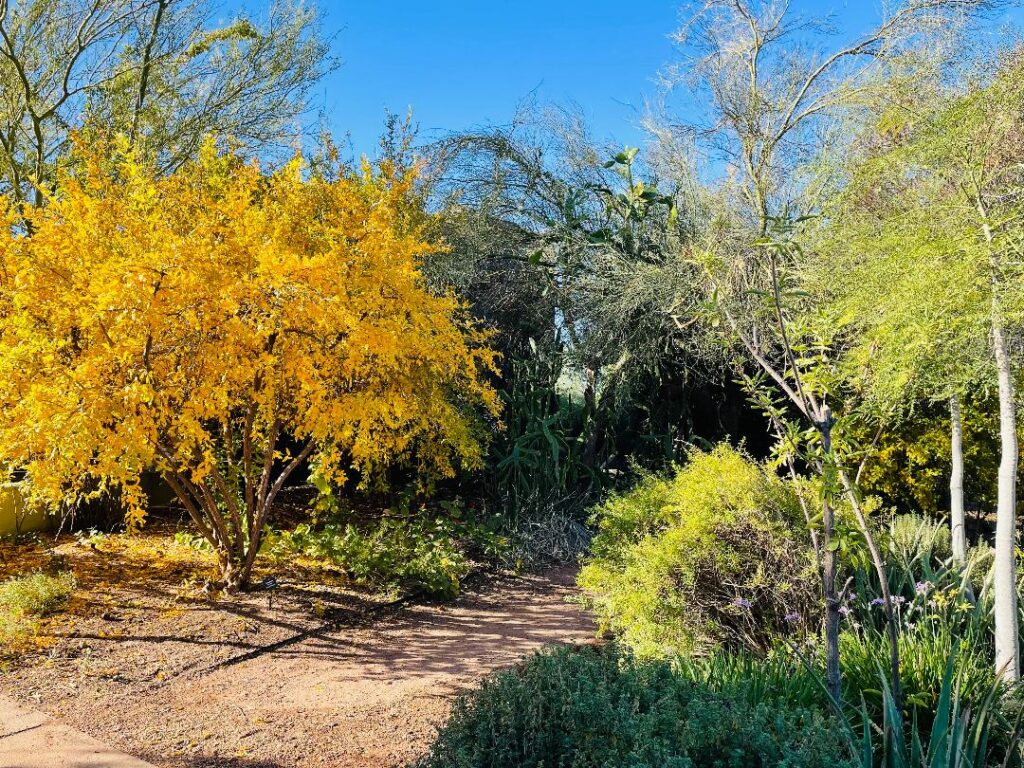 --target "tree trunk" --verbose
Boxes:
[819,413,842,706]
[950,395,967,565]
[839,468,902,711]
[821,497,842,705]
[580,366,600,472]
[222,555,257,594]
[981,201,1020,682]
[992,317,1019,680]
